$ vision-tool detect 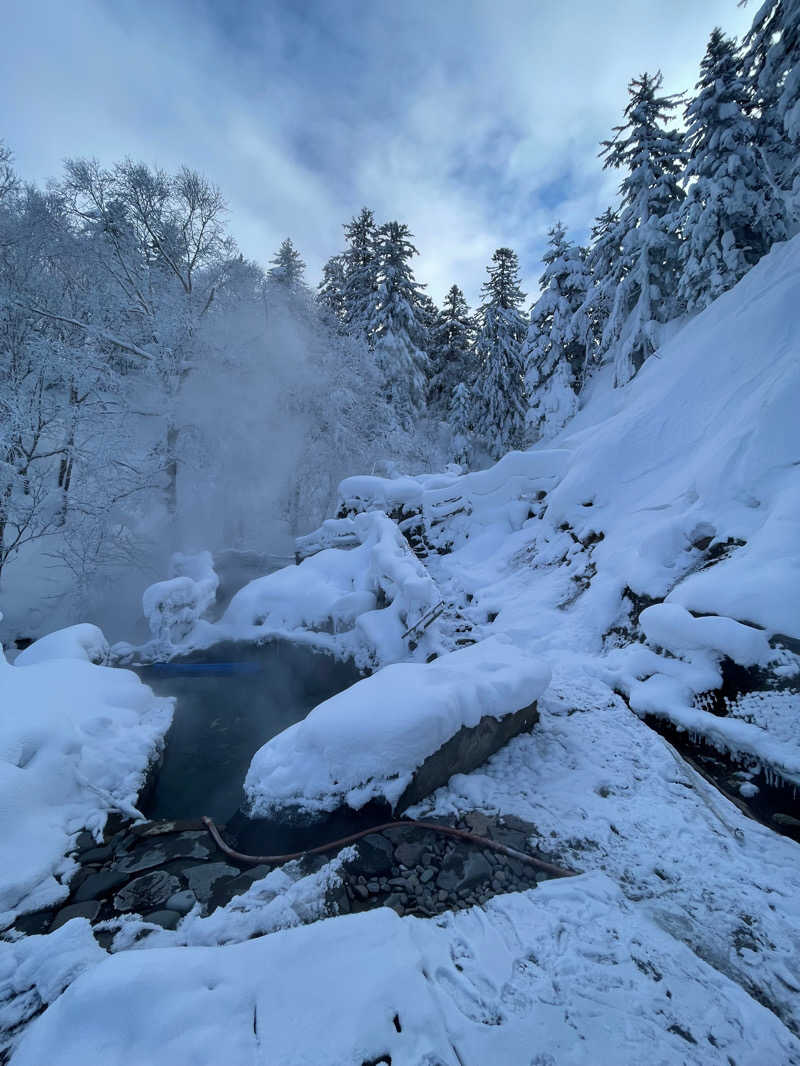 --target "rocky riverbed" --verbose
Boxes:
[11,810,560,944]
